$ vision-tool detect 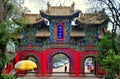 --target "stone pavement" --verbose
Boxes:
[17,73,102,79]
[23,76,120,79]
[17,76,102,79]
